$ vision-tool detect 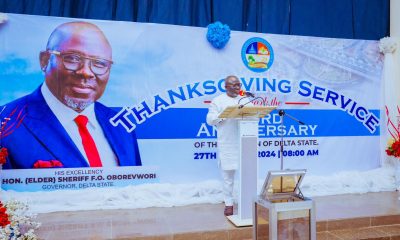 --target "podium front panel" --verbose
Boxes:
[238,120,258,221]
